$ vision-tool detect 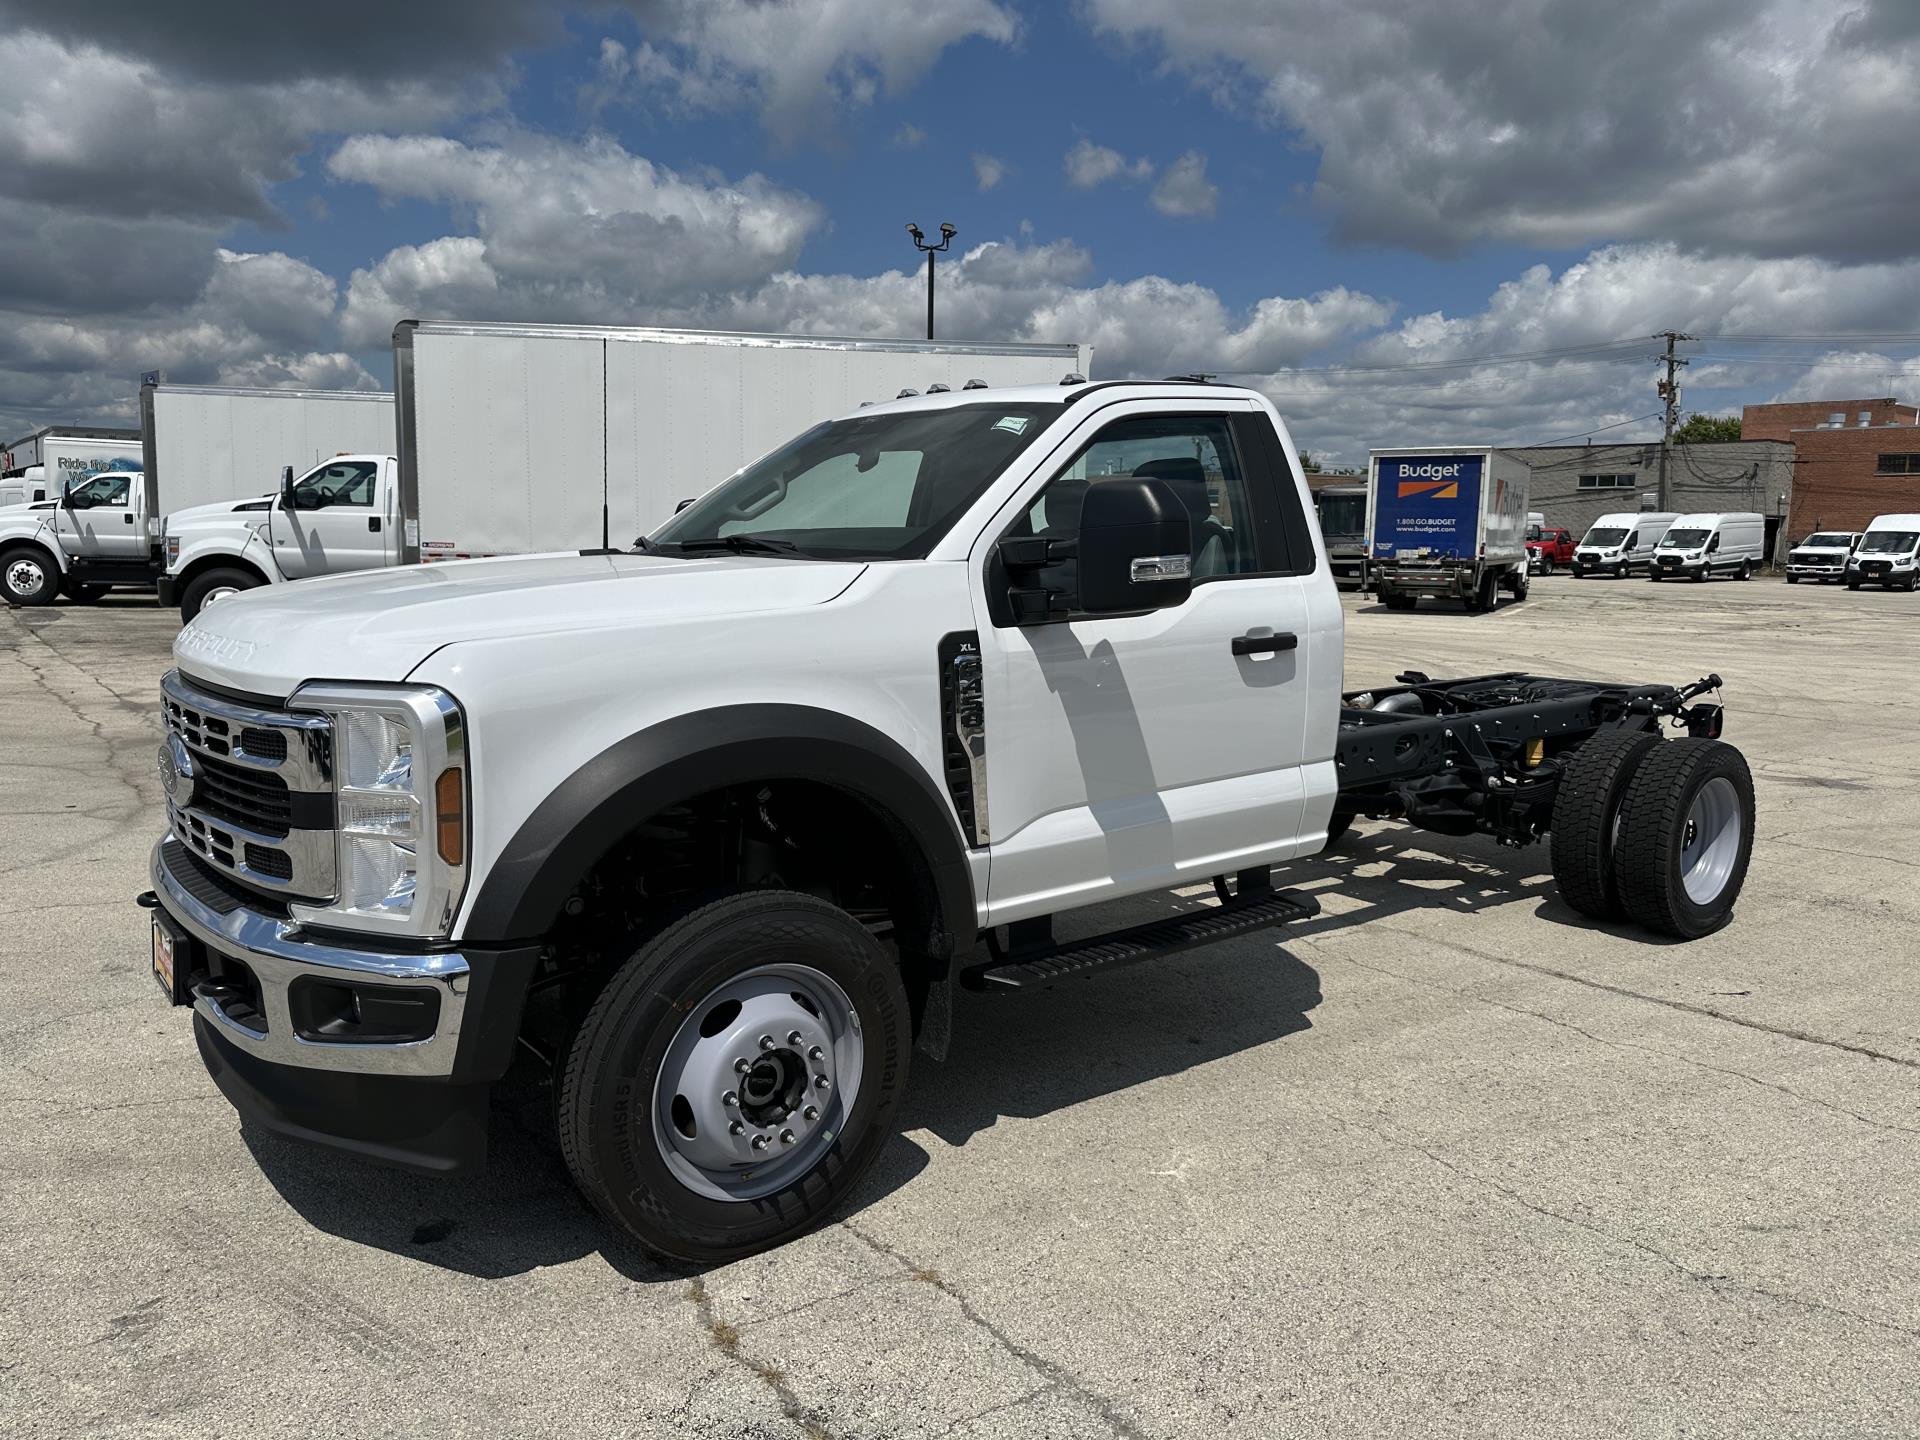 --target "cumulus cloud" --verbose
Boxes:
[1064,138,1154,189]
[1149,151,1218,219]
[972,153,1008,191]
[0,249,380,436]
[1084,0,1920,260]
[594,0,1018,138]
[327,133,823,344]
